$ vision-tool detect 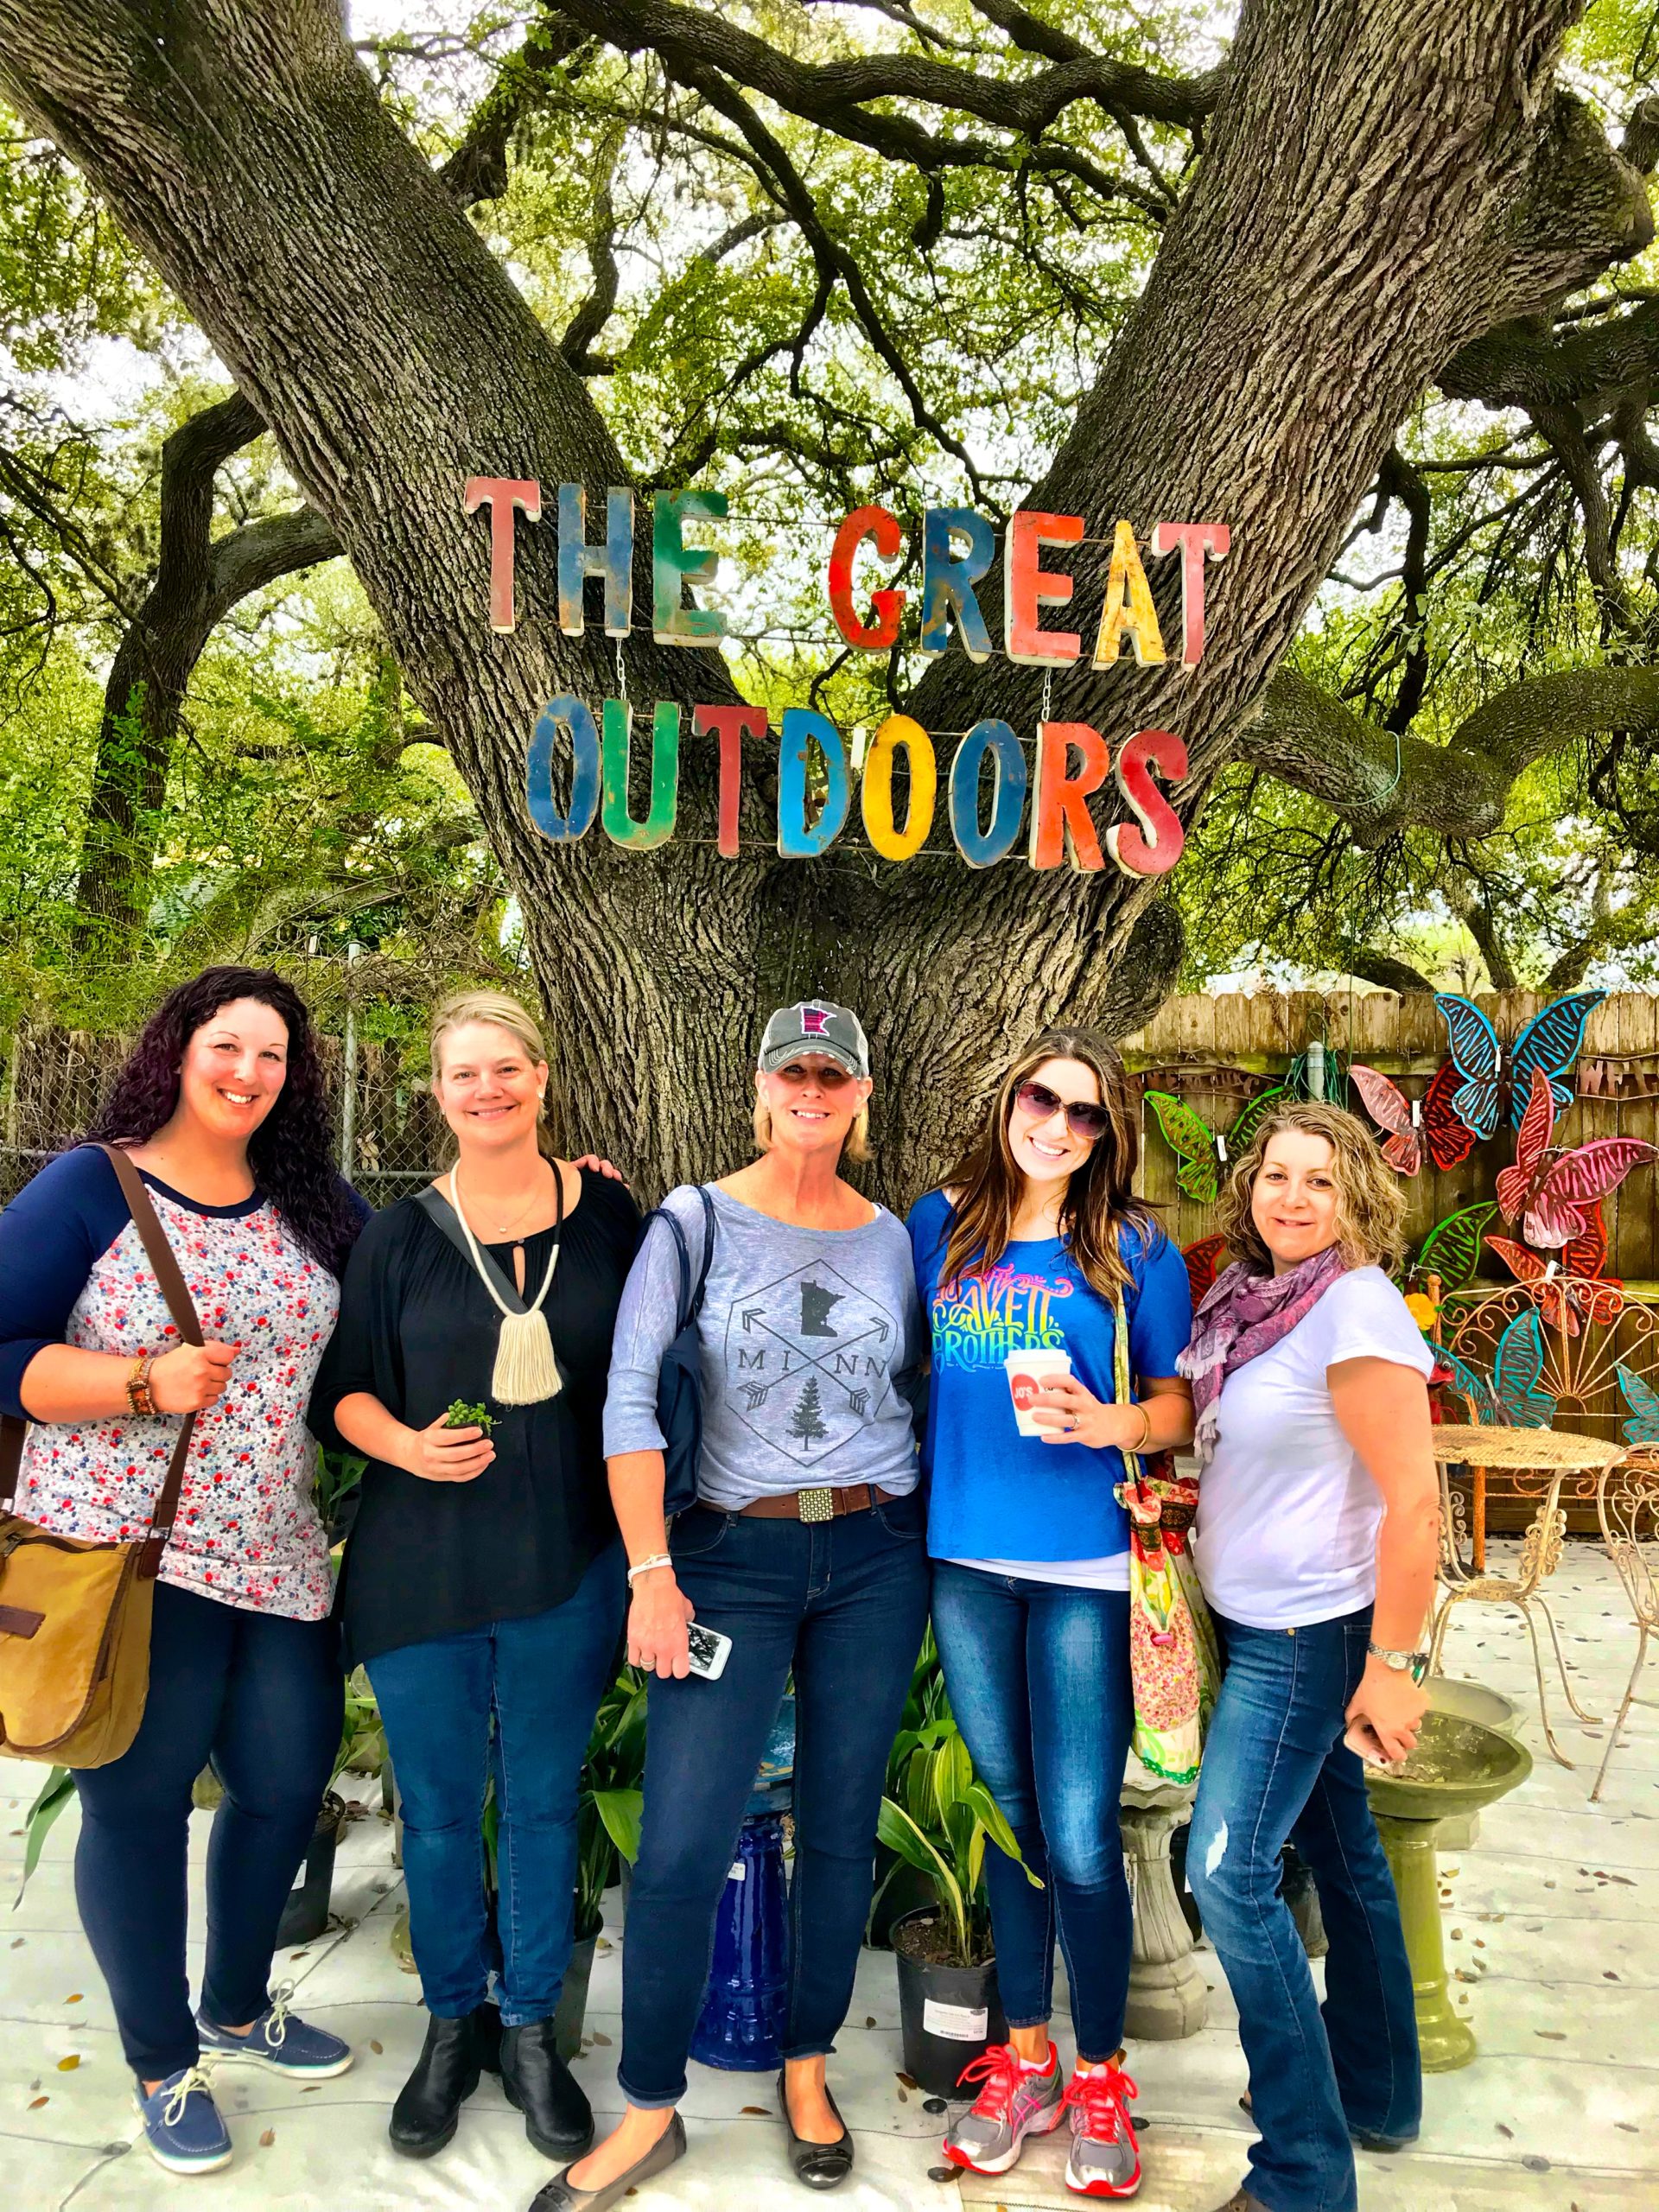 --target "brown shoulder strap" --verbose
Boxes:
[97,1145,204,1349]
[94,1147,204,1576]
[0,1149,204,1562]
